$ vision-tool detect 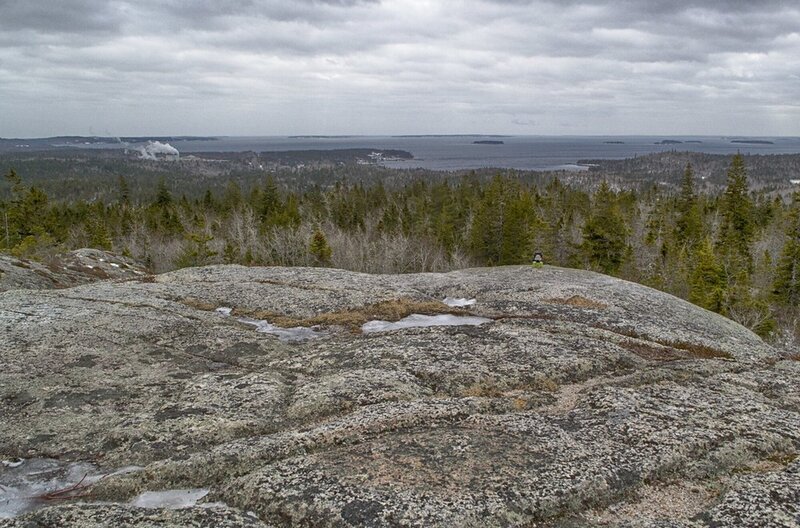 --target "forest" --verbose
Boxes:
[1,153,799,353]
